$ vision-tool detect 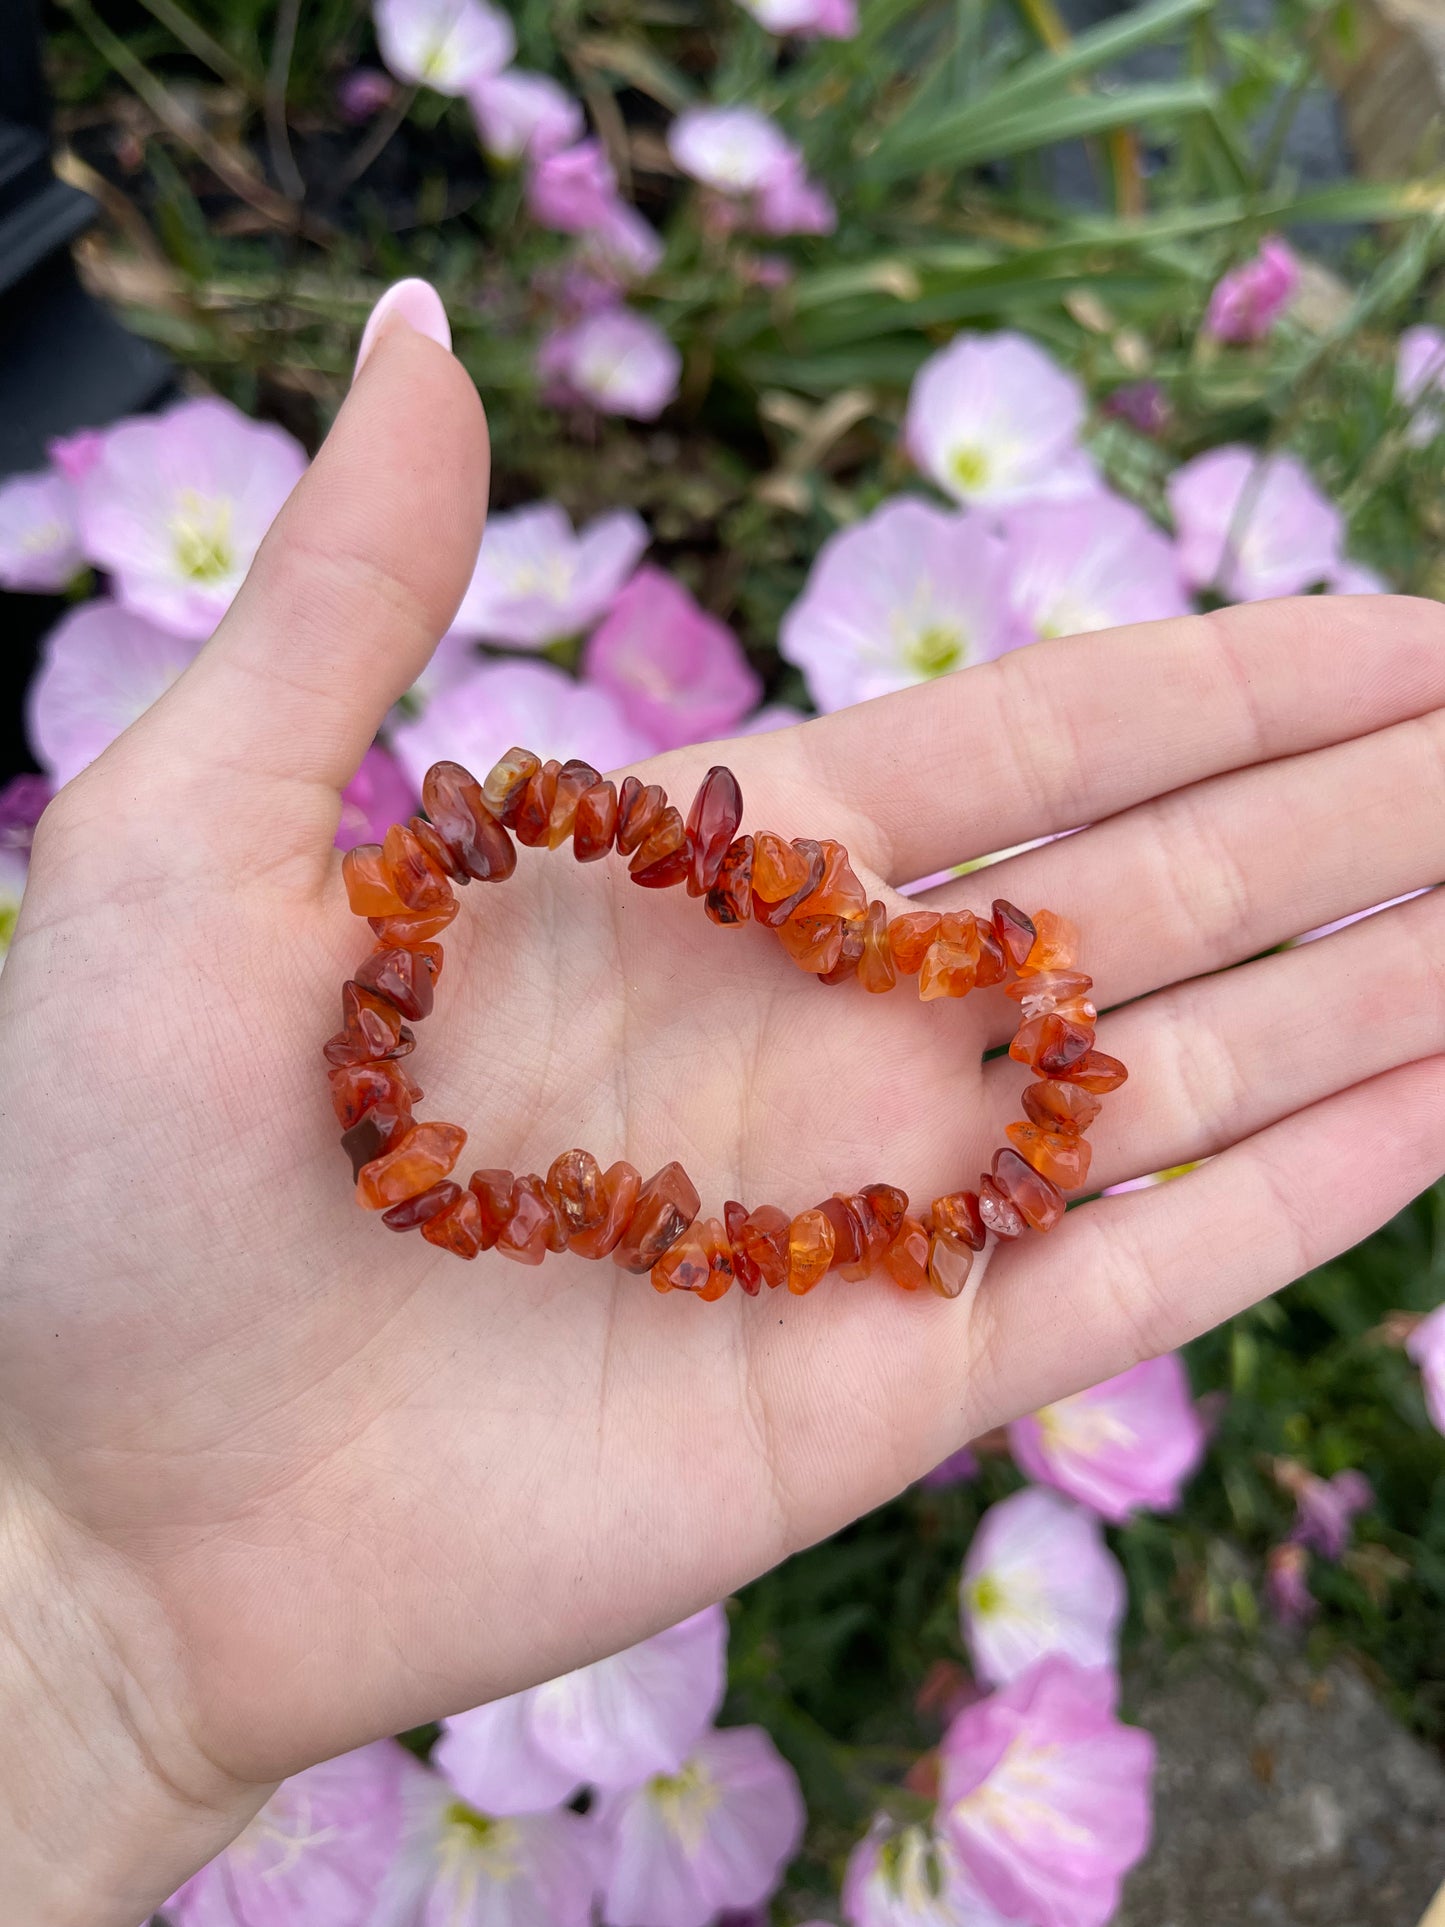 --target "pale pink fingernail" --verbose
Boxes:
[353,278,452,378]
